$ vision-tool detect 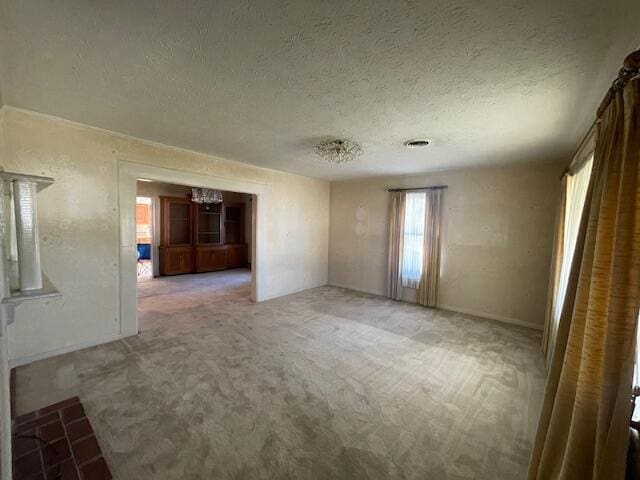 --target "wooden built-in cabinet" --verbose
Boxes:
[159,196,247,276]
[225,244,246,268]
[224,204,243,244]
[195,246,227,272]
[161,246,194,275]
